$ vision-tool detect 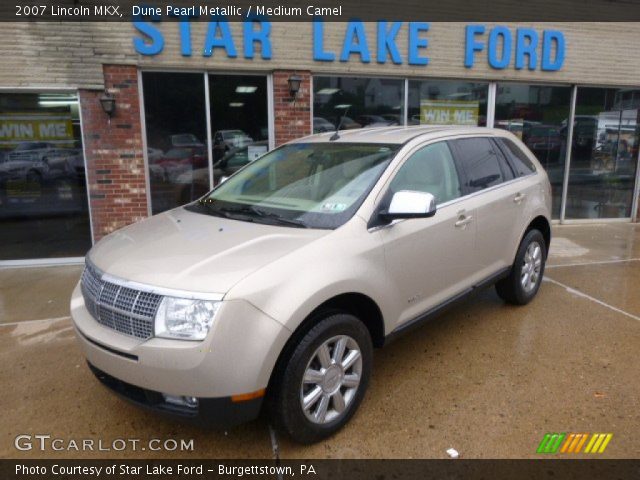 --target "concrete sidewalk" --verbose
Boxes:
[1,223,639,458]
